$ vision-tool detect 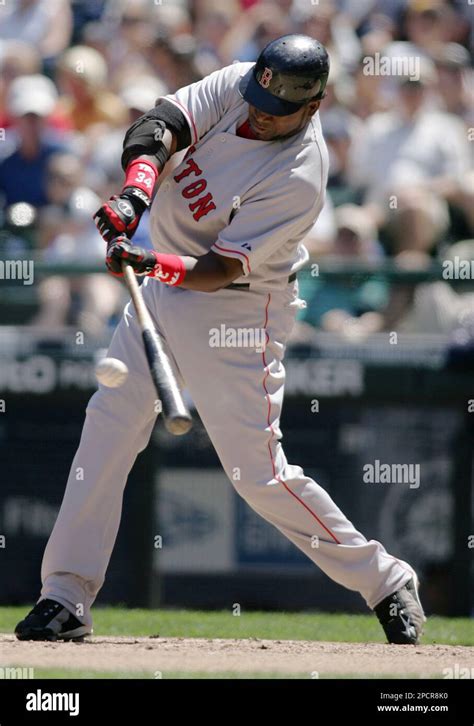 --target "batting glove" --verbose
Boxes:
[106,236,158,277]
[94,194,145,243]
